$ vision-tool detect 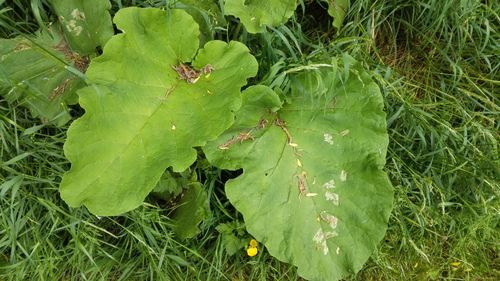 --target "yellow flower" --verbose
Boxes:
[249,239,258,248]
[246,239,259,257]
[247,246,258,257]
